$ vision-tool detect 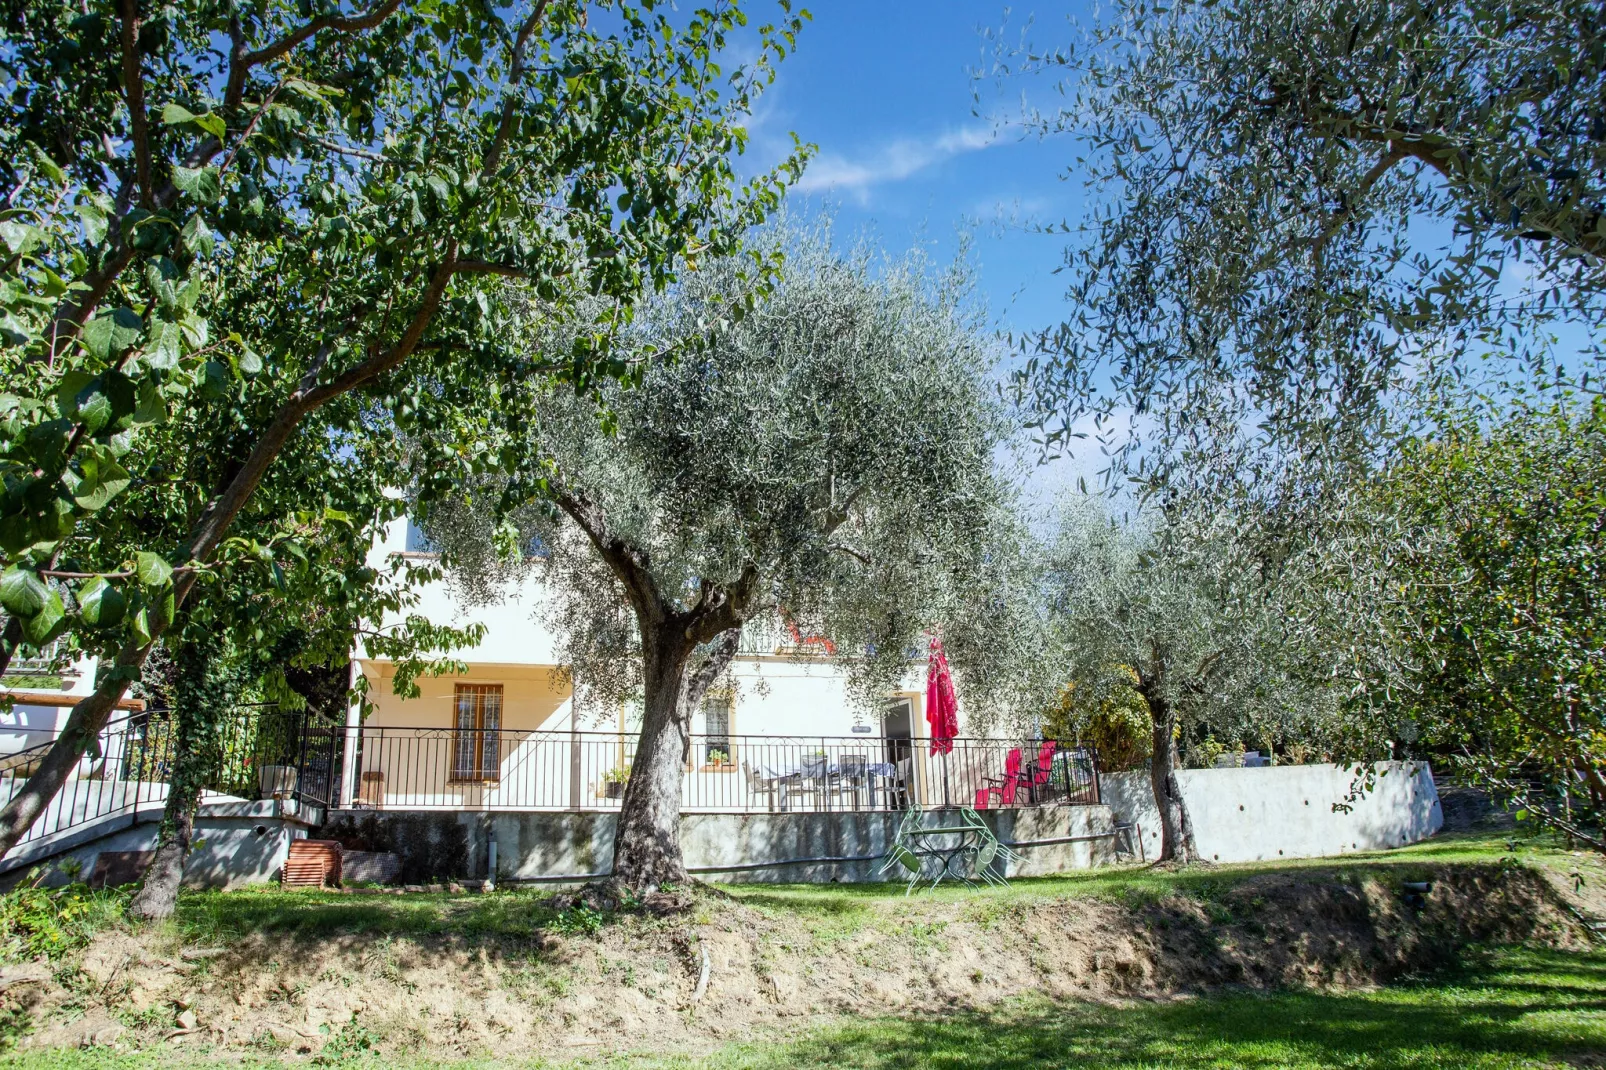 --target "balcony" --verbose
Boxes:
[342,729,1100,814]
